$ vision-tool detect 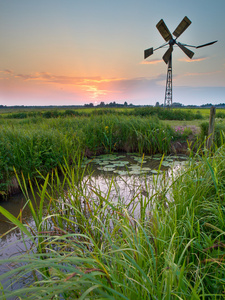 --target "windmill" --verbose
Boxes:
[144,16,217,106]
